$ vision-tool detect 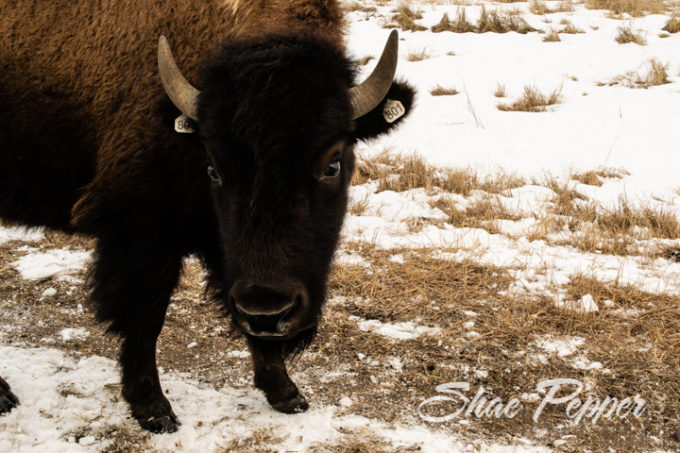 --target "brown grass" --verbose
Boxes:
[497,85,563,112]
[431,7,537,34]
[433,196,521,233]
[615,24,647,44]
[431,10,476,33]
[357,55,374,66]
[607,58,669,88]
[3,198,680,451]
[494,83,507,97]
[543,28,561,41]
[406,48,430,62]
[352,152,526,196]
[348,195,370,216]
[559,19,584,33]
[430,85,459,96]
[531,0,574,14]
[344,1,378,13]
[530,0,550,14]
[573,171,603,186]
[387,3,427,31]
[326,246,680,451]
[585,0,665,16]
[477,6,537,33]
[663,17,680,33]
